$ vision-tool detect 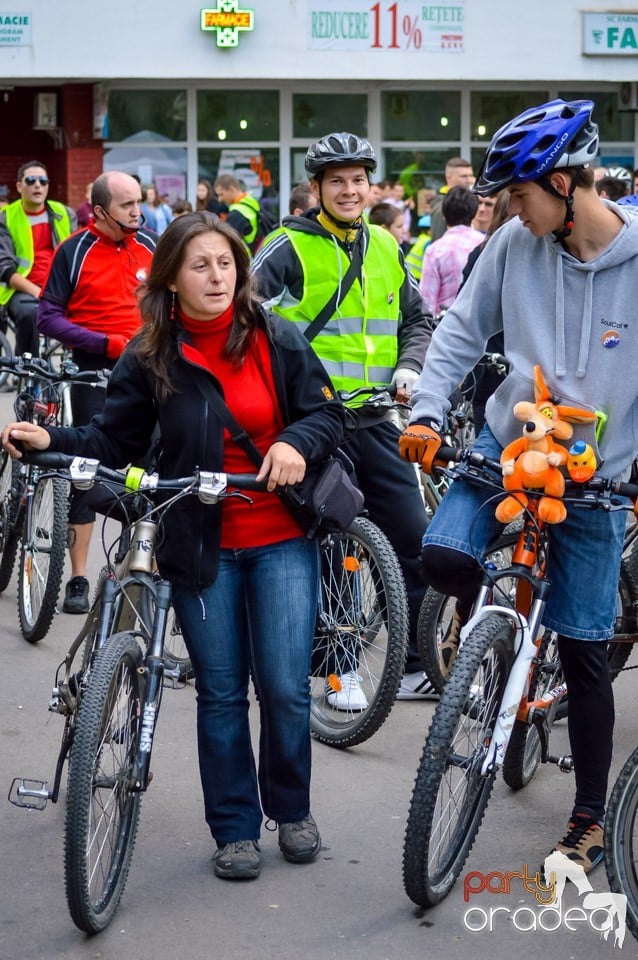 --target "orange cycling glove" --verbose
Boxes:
[399,422,444,474]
